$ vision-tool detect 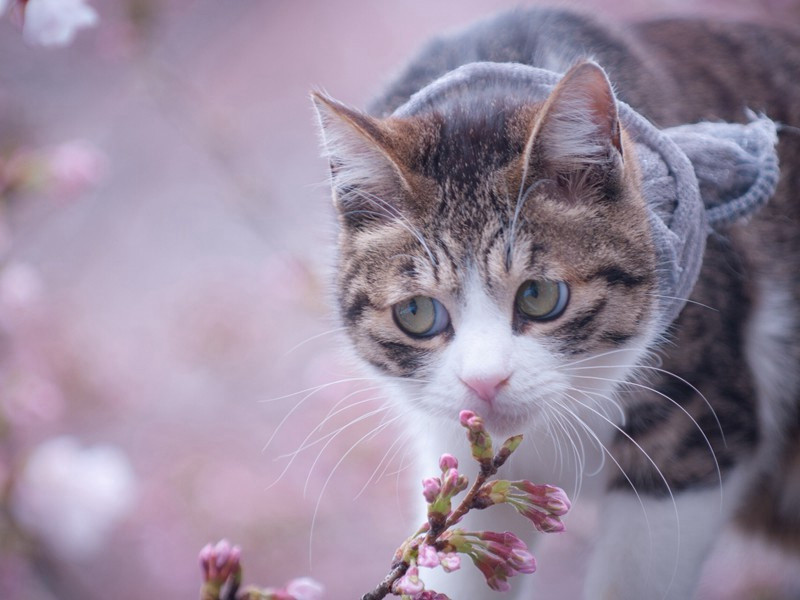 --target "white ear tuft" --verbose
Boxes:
[311,92,412,212]
[532,61,622,171]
